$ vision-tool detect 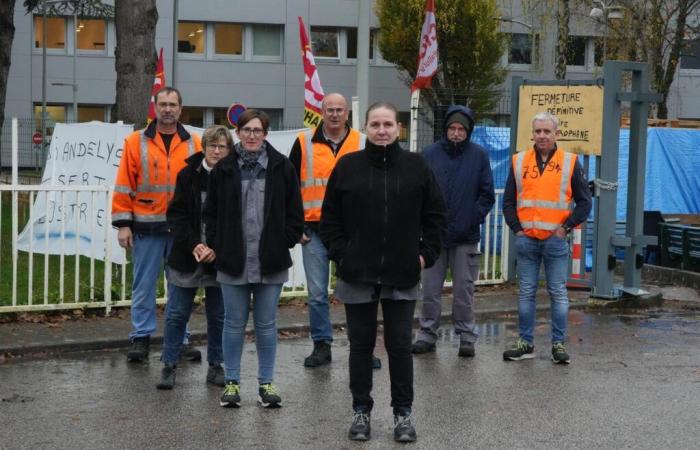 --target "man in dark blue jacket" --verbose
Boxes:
[412,105,495,357]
